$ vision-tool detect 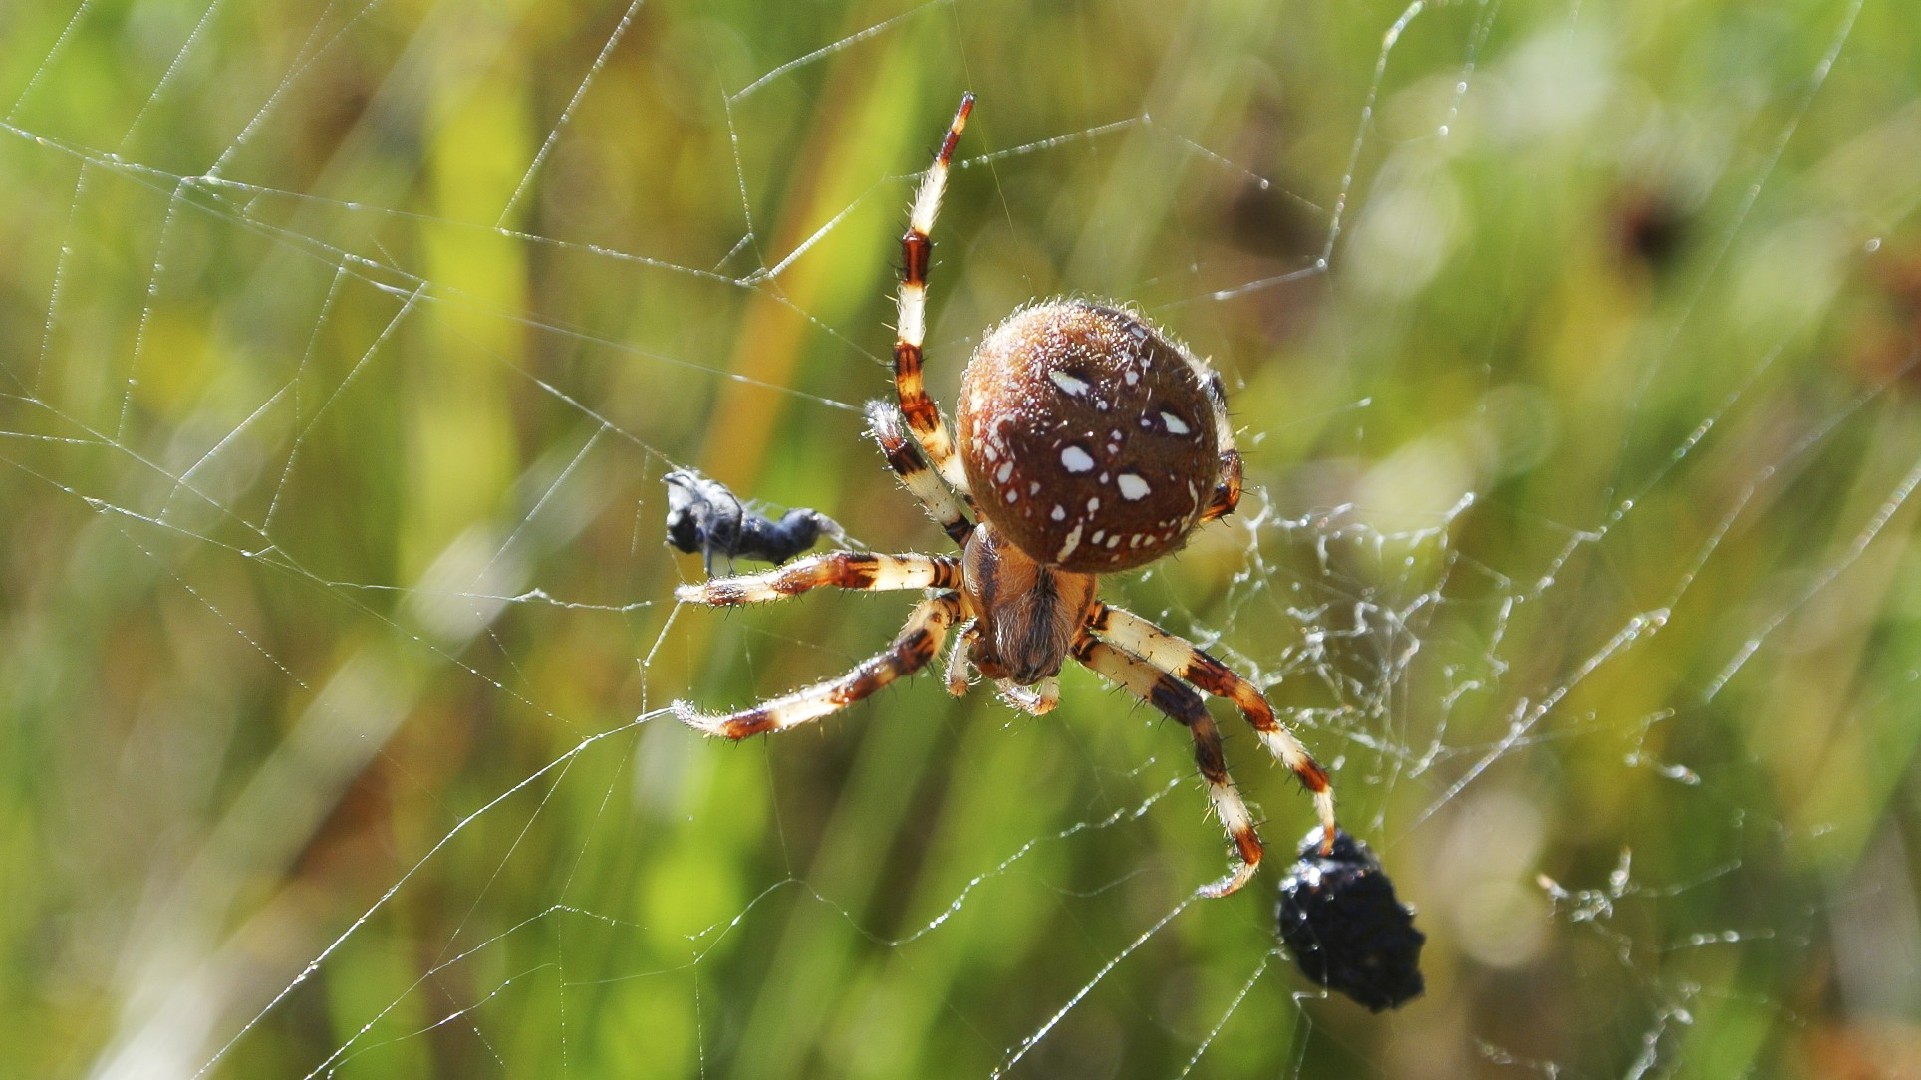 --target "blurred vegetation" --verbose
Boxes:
[3,0,1920,1076]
